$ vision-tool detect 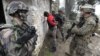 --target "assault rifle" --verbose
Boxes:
[66,16,85,39]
